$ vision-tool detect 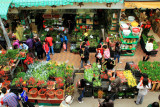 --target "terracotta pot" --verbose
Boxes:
[46,89,55,99]
[2,81,10,89]
[29,88,38,98]
[55,89,63,99]
[38,88,46,98]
